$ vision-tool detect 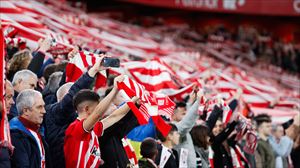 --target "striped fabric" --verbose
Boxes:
[66,51,107,90]
[117,76,173,137]
[0,28,13,151]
